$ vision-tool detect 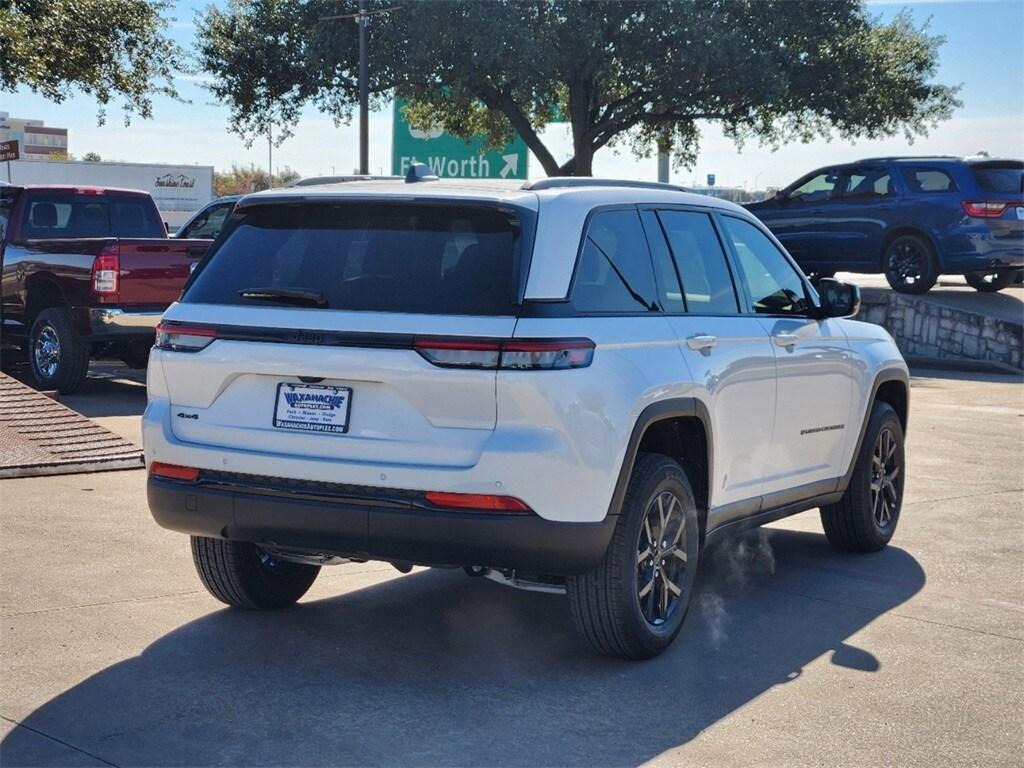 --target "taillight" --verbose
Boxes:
[155,322,217,352]
[149,462,200,482]
[91,245,120,303]
[424,490,532,513]
[962,201,1010,218]
[414,338,594,370]
[413,338,501,369]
